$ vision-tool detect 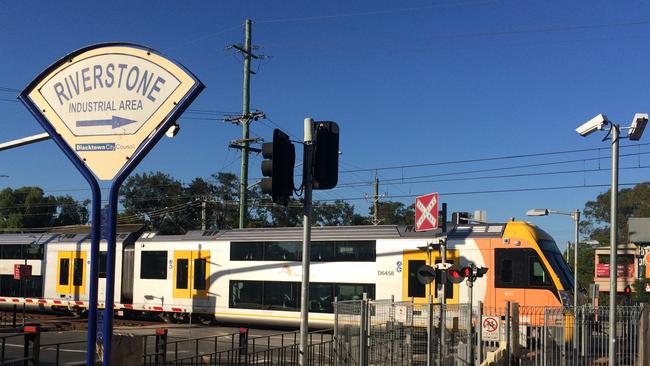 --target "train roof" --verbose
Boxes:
[136,223,511,243]
[0,233,60,245]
